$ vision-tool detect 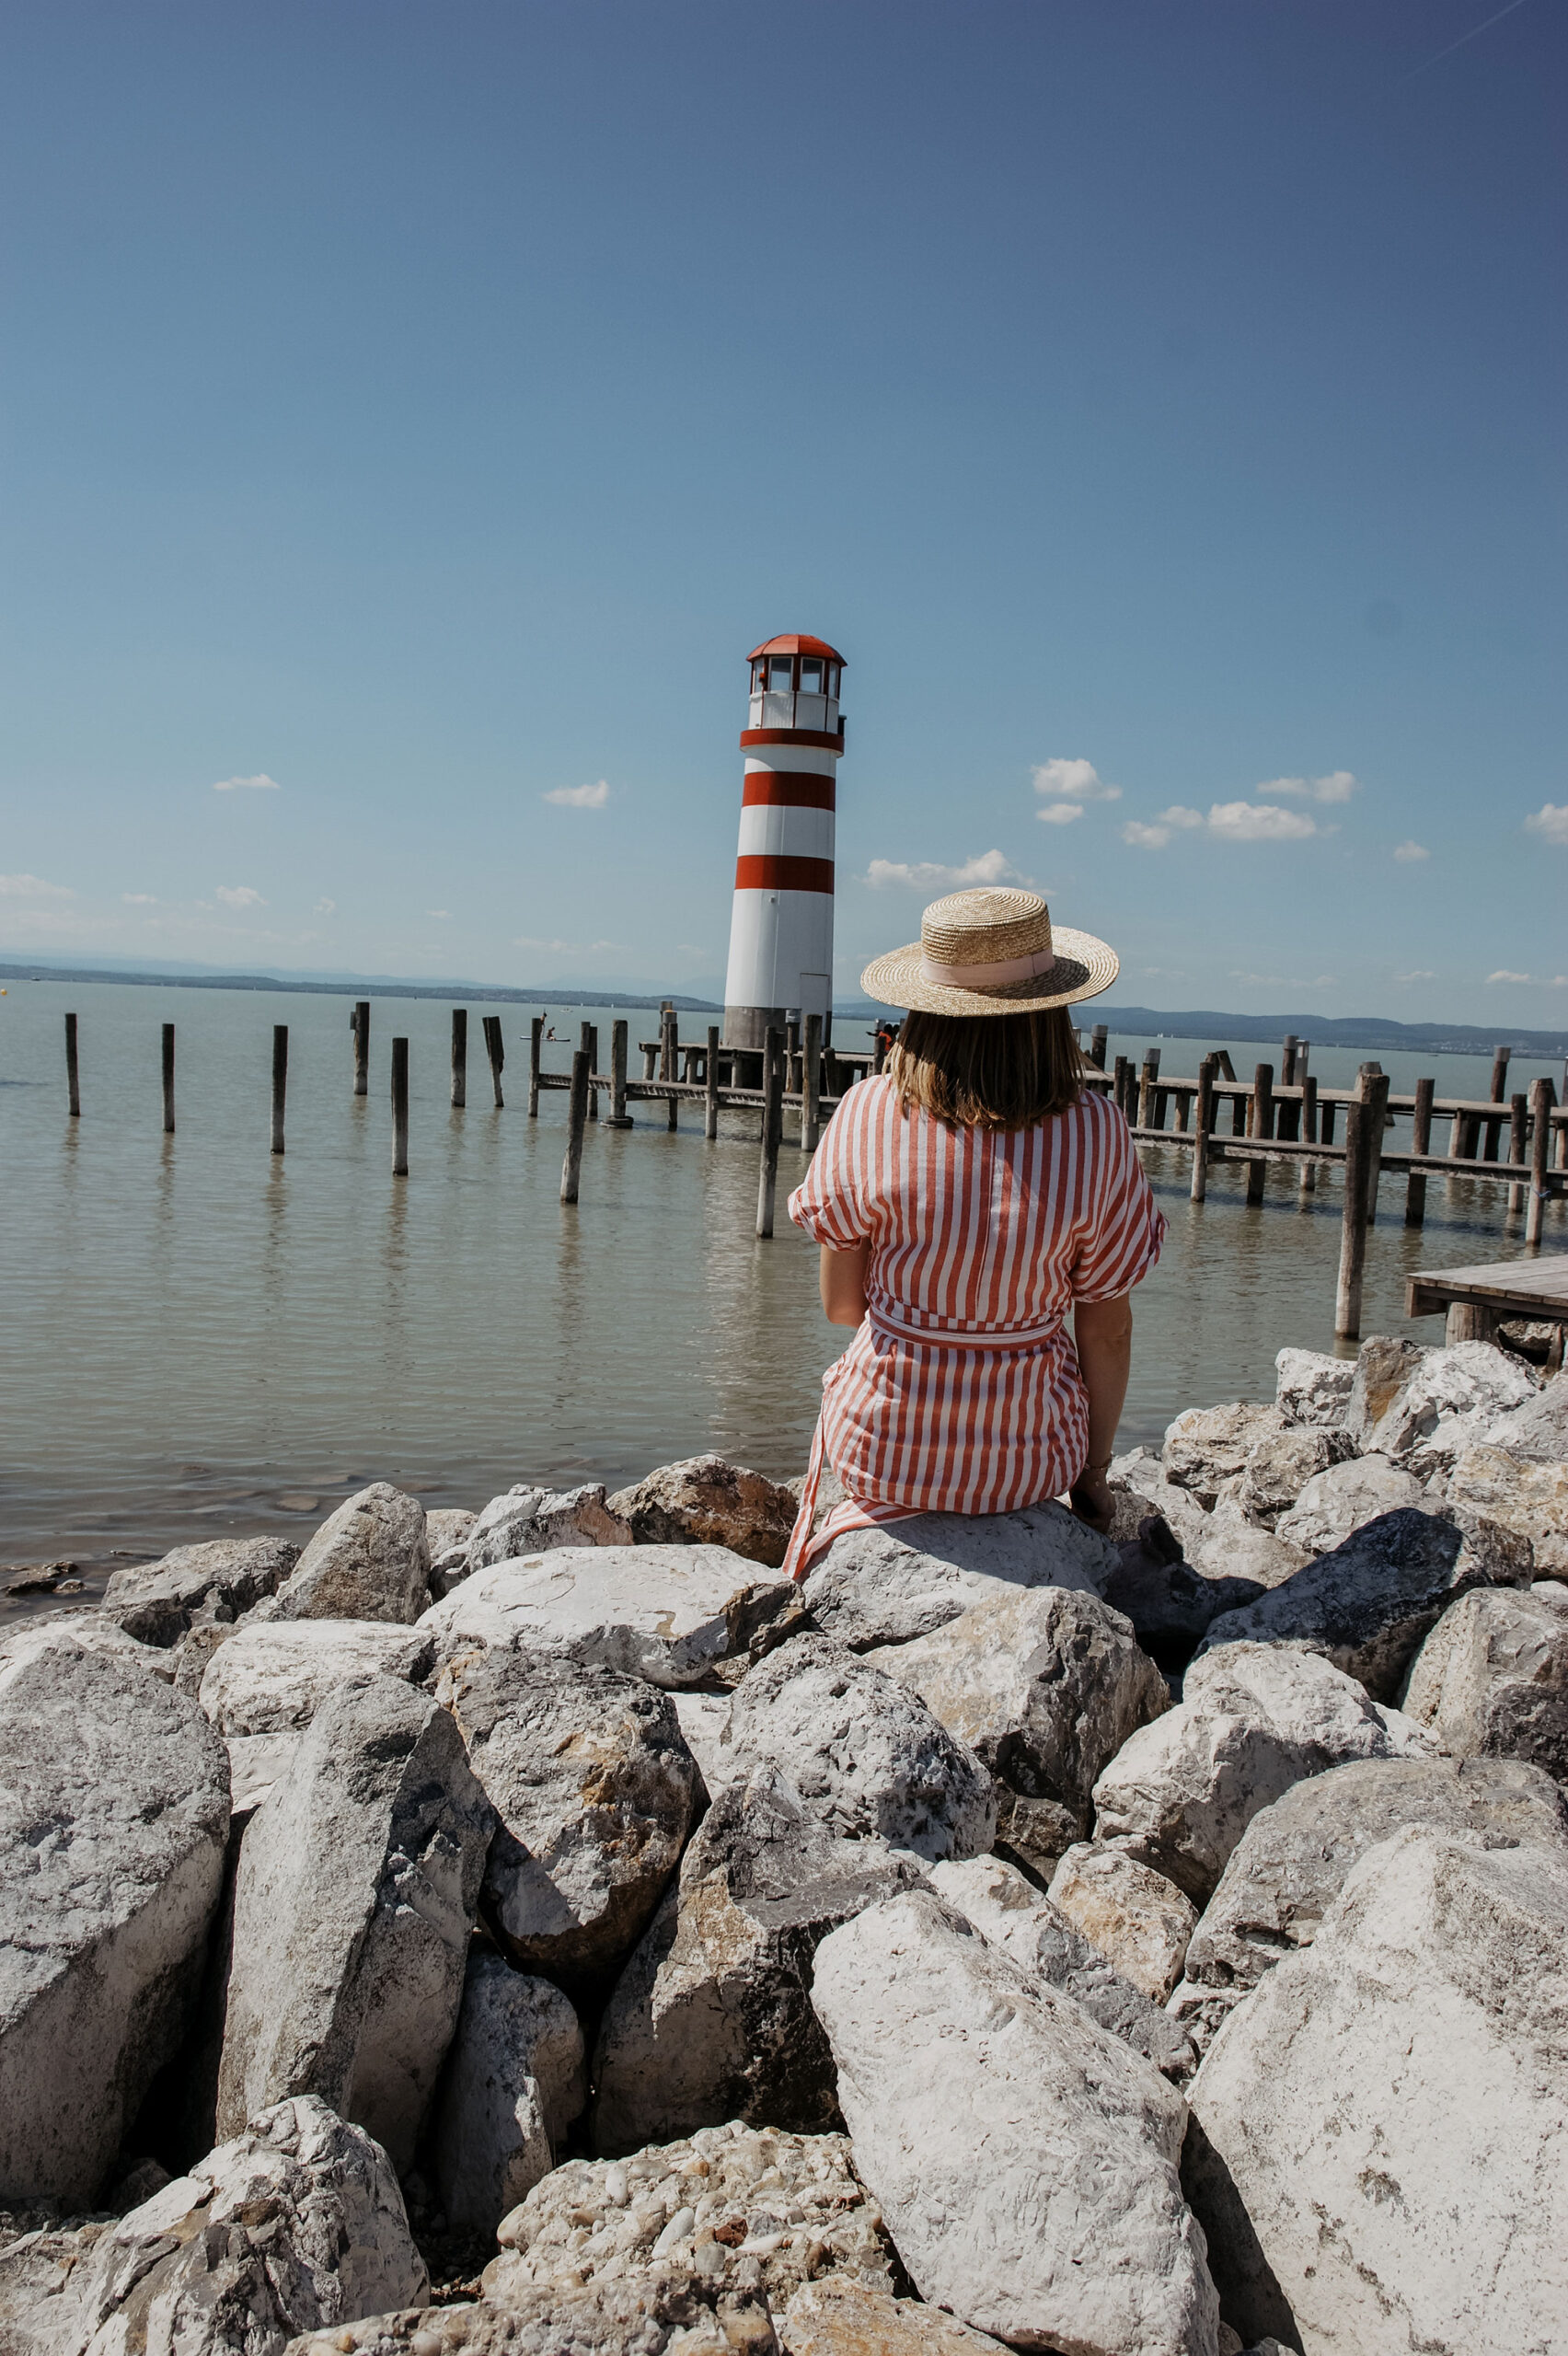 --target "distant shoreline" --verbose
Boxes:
[3,958,1565,1058]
